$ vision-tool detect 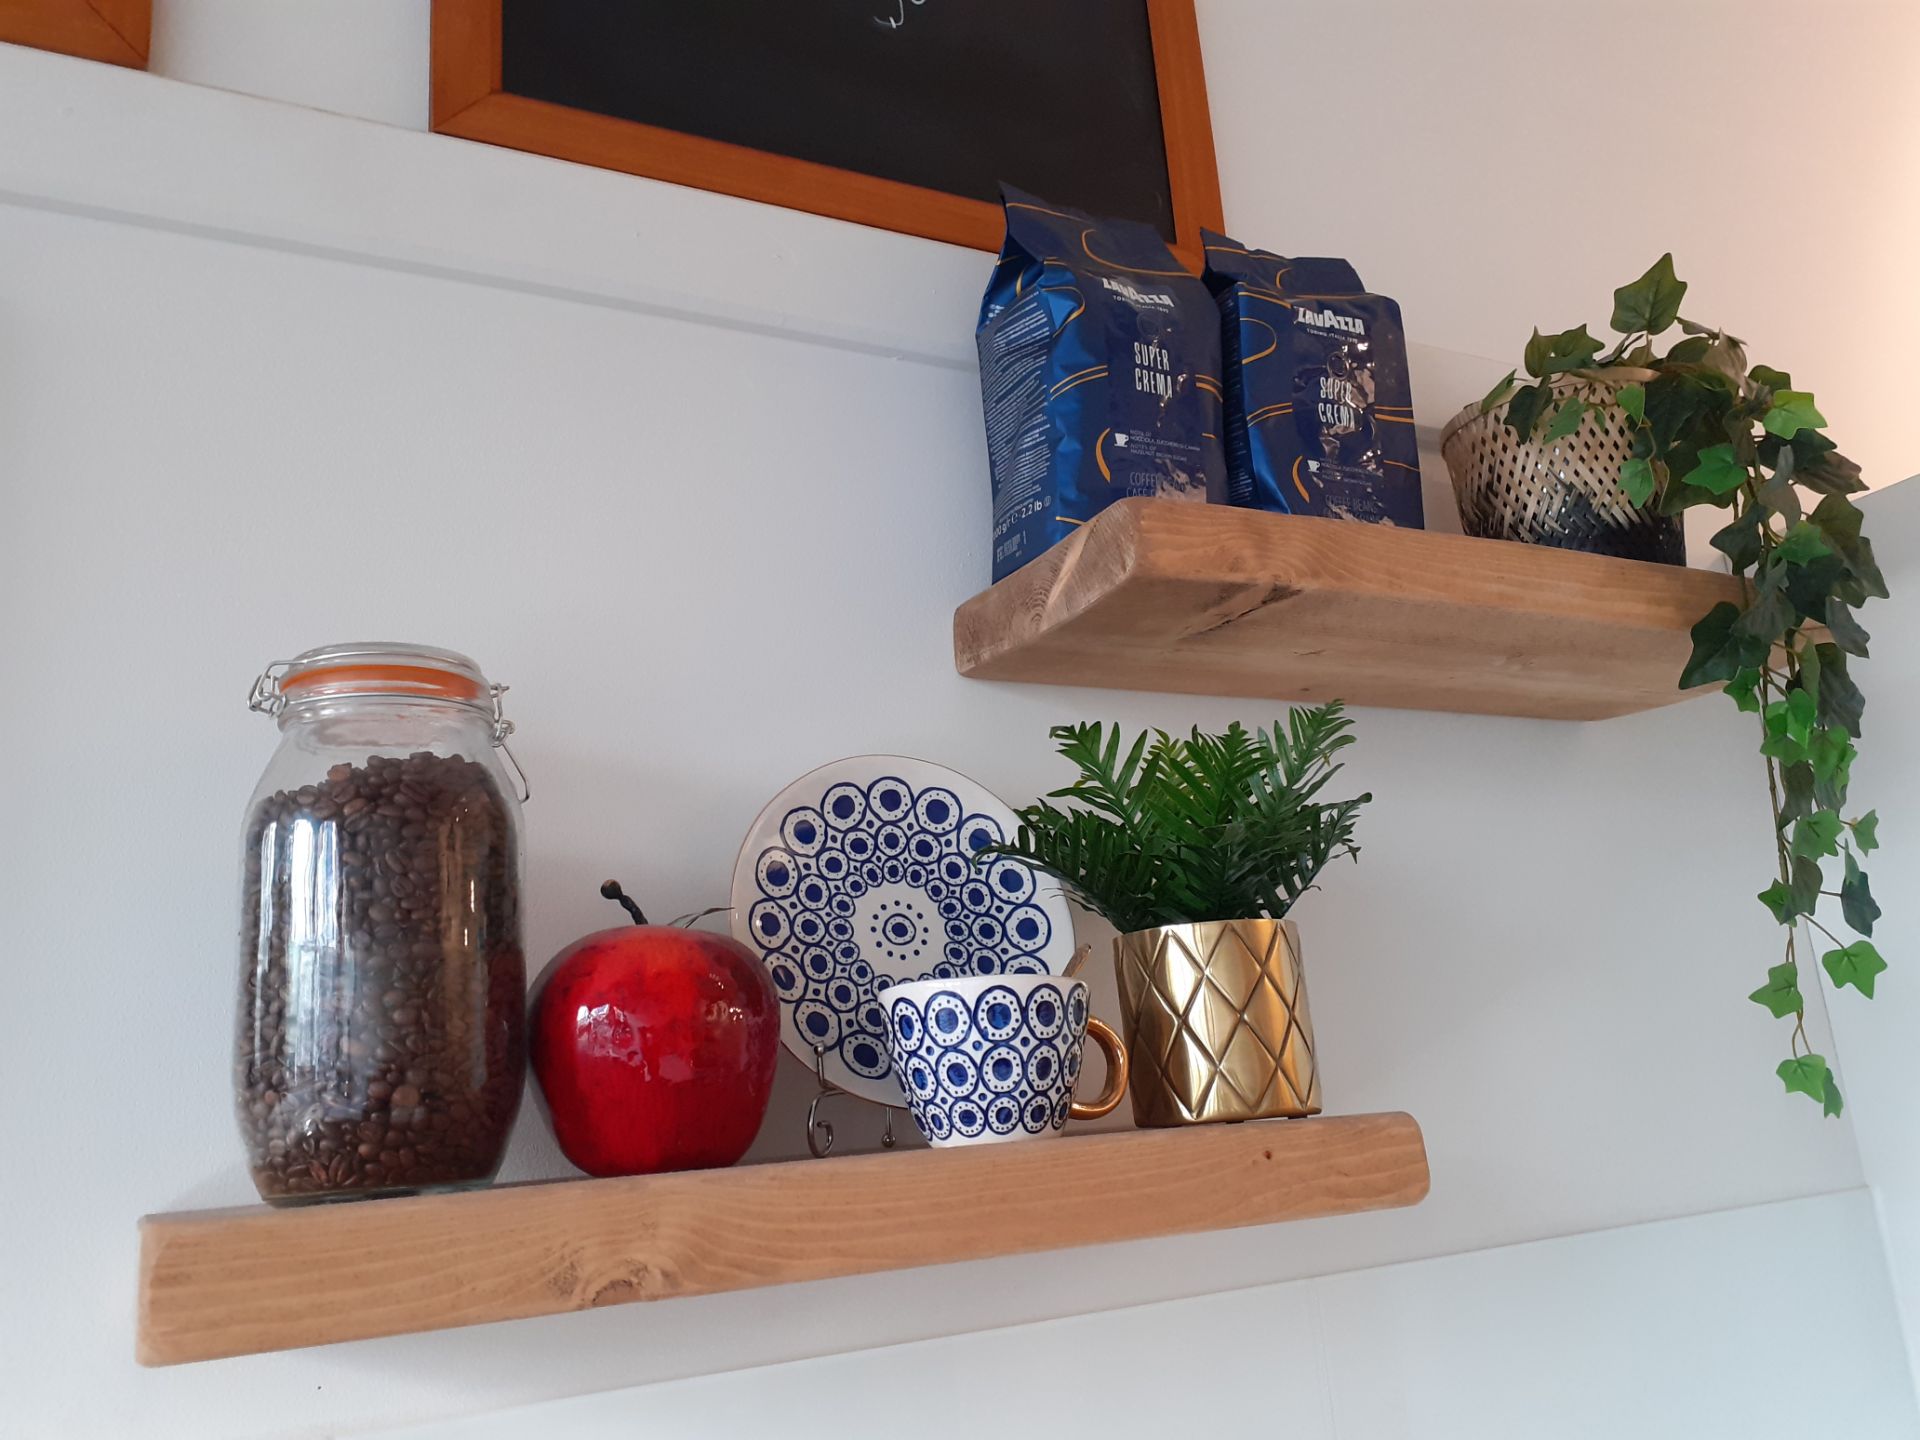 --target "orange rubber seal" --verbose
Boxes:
[280,664,484,702]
